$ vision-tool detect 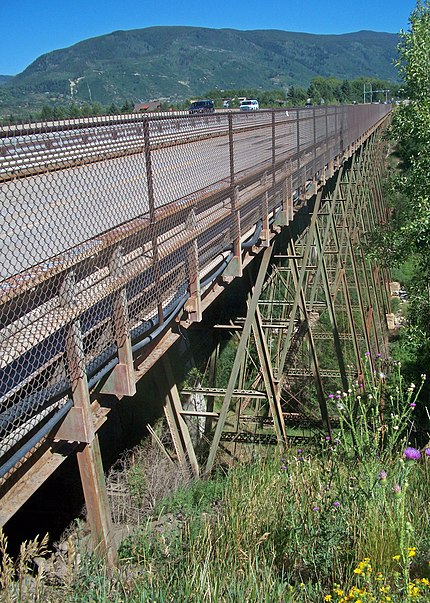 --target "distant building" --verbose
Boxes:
[133,101,162,112]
